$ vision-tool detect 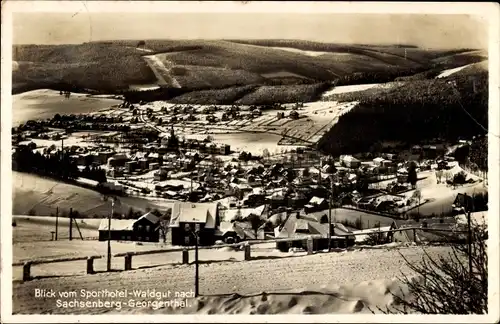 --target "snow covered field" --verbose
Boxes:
[270,46,334,57]
[138,100,357,155]
[436,64,473,79]
[128,84,161,91]
[12,244,453,314]
[185,132,299,156]
[400,166,487,216]
[13,172,176,217]
[321,83,382,97]
[13,89,121,126]
[12,215,101,243]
